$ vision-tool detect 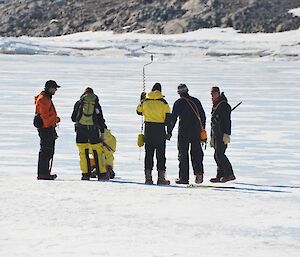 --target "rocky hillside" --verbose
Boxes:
[0,0,299,37]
